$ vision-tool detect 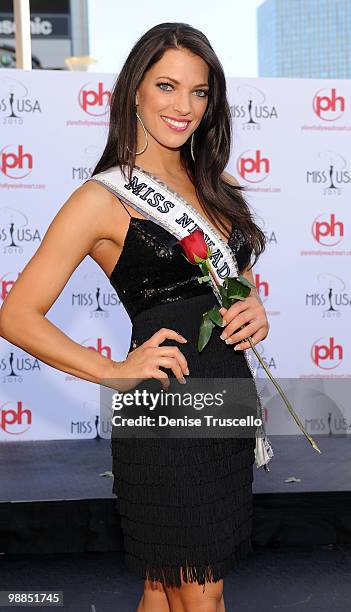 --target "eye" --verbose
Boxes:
[194,89,209,98]
[157,82,209,98]
[157,82,174,91]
